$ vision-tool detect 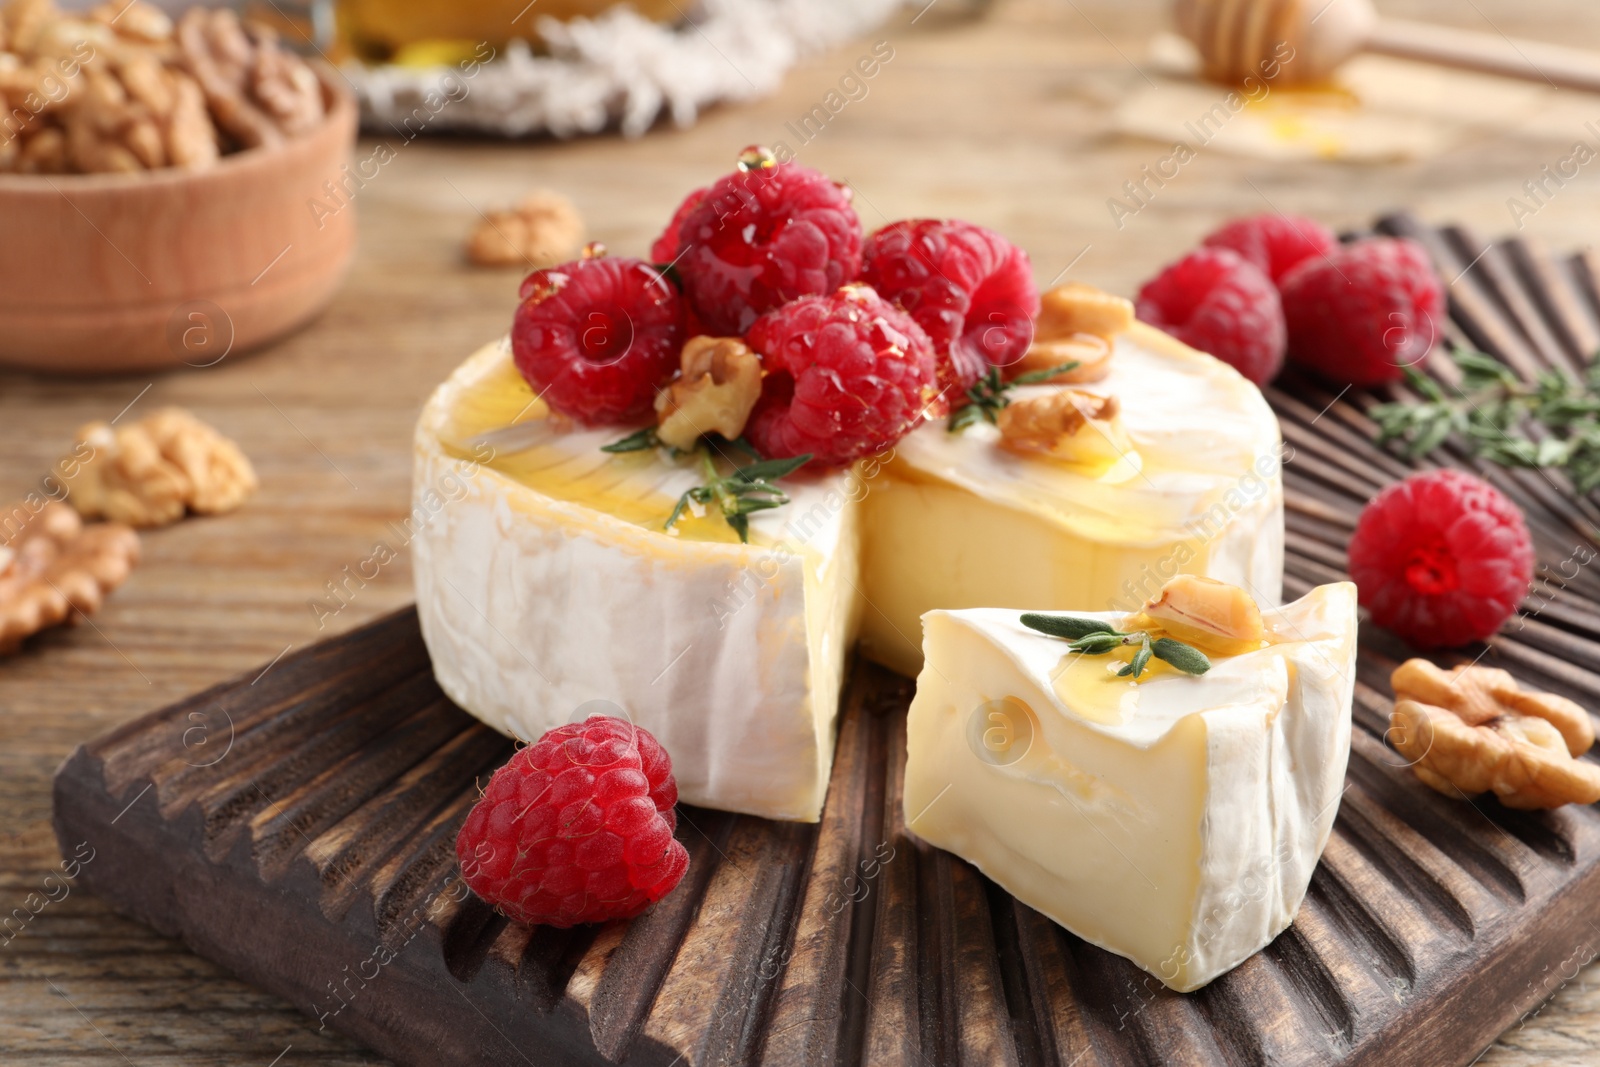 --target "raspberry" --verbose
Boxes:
[1135,247,1286,386]
[744,286,939,467]
[860,219,1039,397]
[650,186,708,265]
[1279,237,1445,388]
[673,148,863,336]
[455,716,688,929]
[511,255,684,426]
[1202,214,1338,285]
[1348,470,1533,648]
